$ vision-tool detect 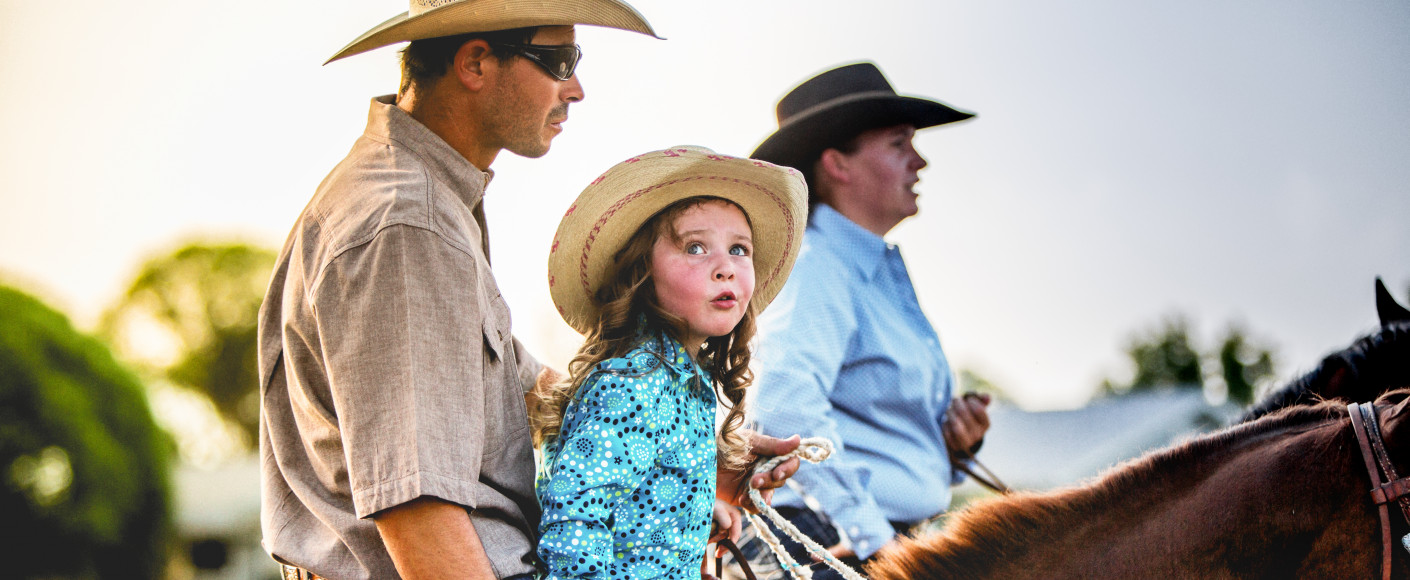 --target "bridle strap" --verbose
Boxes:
[1349,403,1393,580]
[951,447,1012,495]
[1349,402,1410,580]
[1364,403,1410,515]
[715,538,758,580]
